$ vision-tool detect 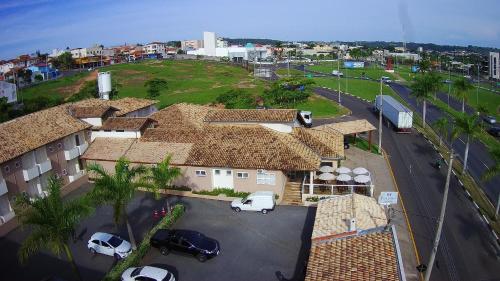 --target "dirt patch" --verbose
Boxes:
[121,69,143,75]
[236,80,257,89]
[57,71,98,95]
